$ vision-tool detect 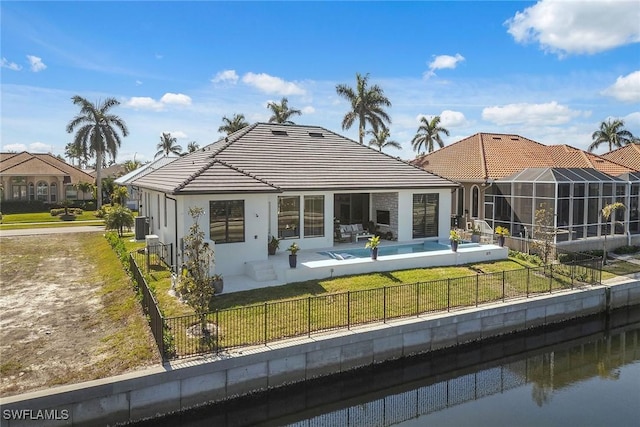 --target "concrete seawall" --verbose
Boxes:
[2,278,640,427]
